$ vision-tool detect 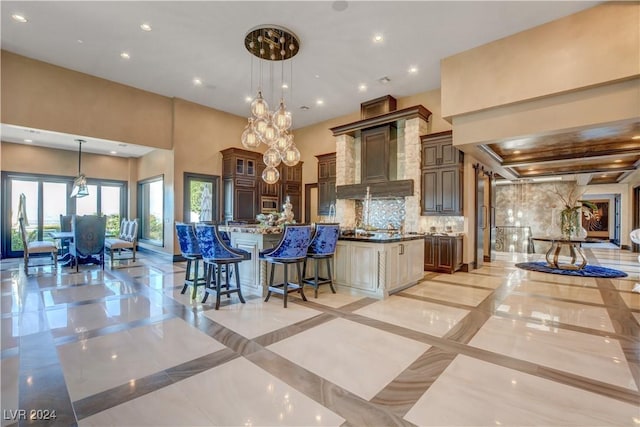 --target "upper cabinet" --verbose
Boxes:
[361,125,397,184]
[316,152,336,216]
[421,131,464,216]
